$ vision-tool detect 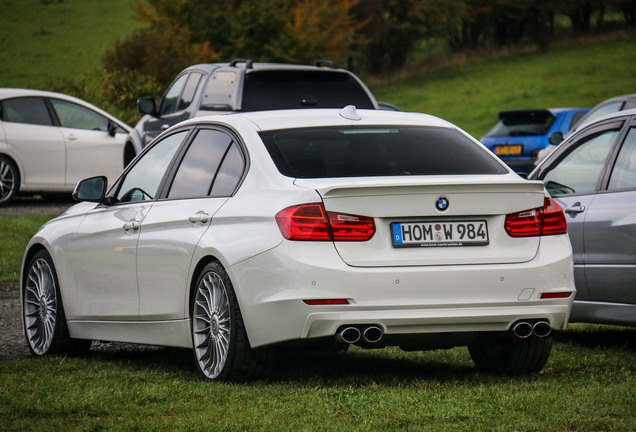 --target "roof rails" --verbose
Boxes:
[230,59,254,69]
[314,60,337,69]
